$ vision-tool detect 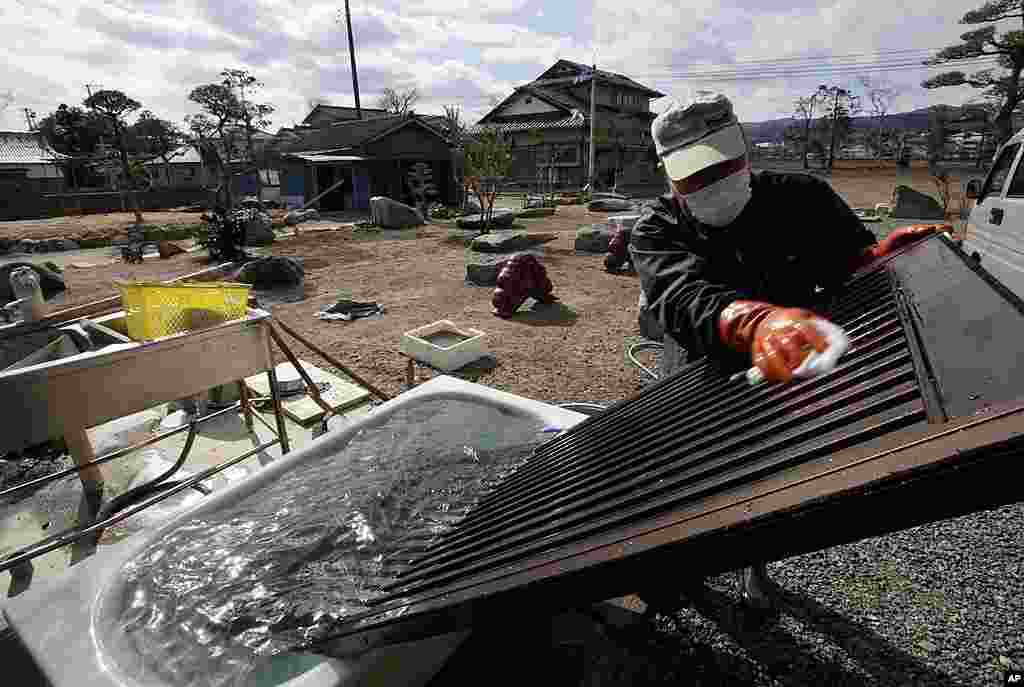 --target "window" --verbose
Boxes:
[1006,145,1024,197]
[983,143,1020,199]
